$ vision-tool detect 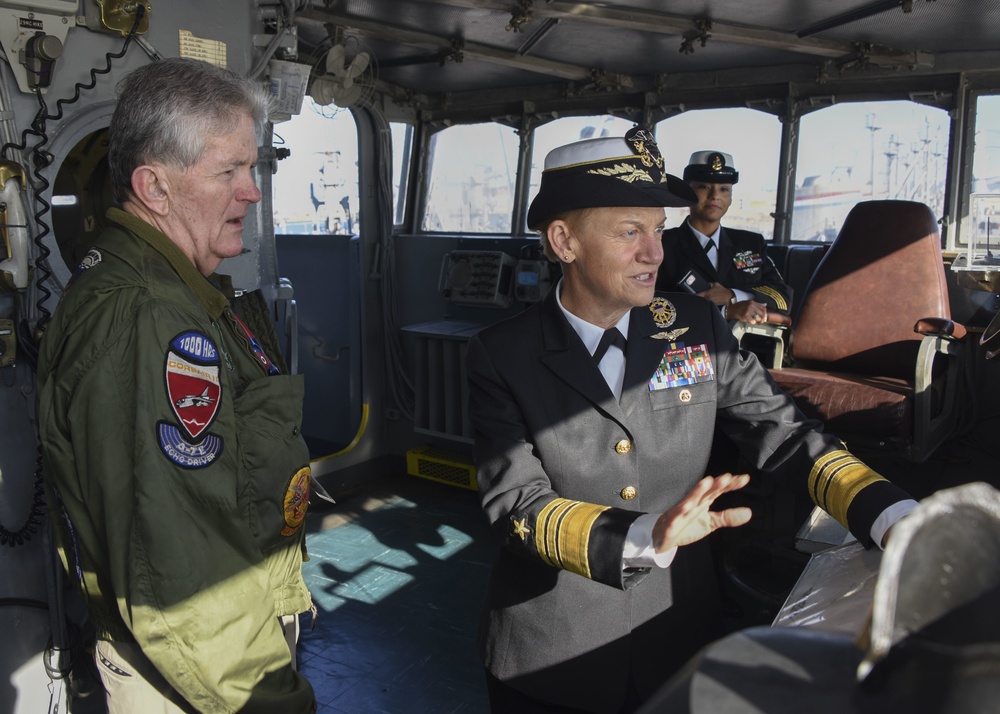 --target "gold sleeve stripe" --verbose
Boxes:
[808,450,883,526]
[755,285,788,311]
[535,498,609,580]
